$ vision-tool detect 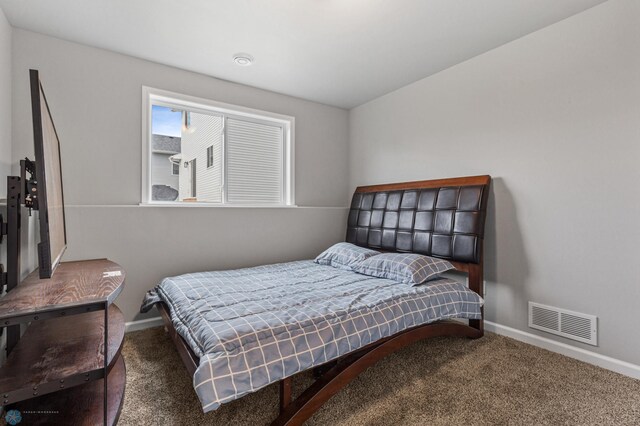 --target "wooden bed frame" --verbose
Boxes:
[157,175,491,425]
